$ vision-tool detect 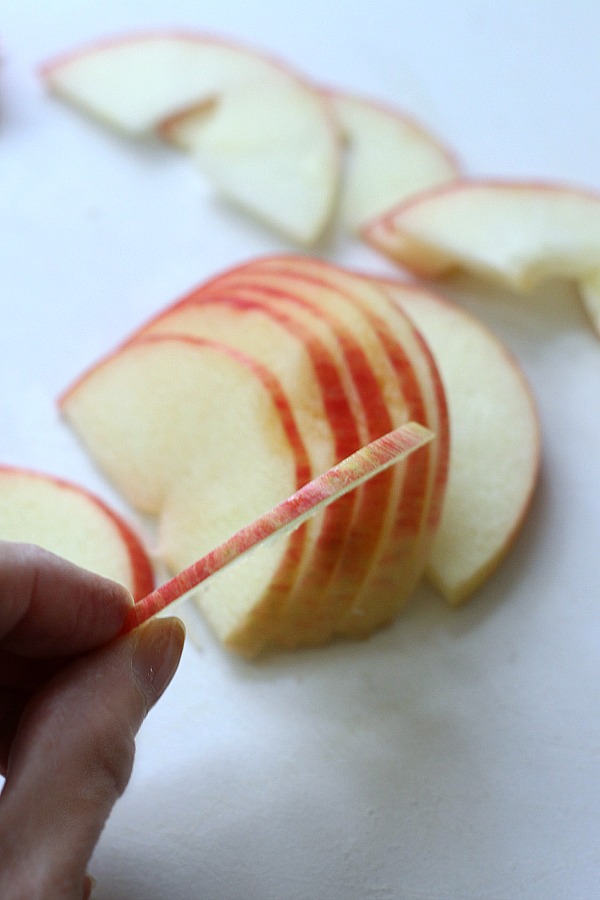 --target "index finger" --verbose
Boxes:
[0,542,134,657]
